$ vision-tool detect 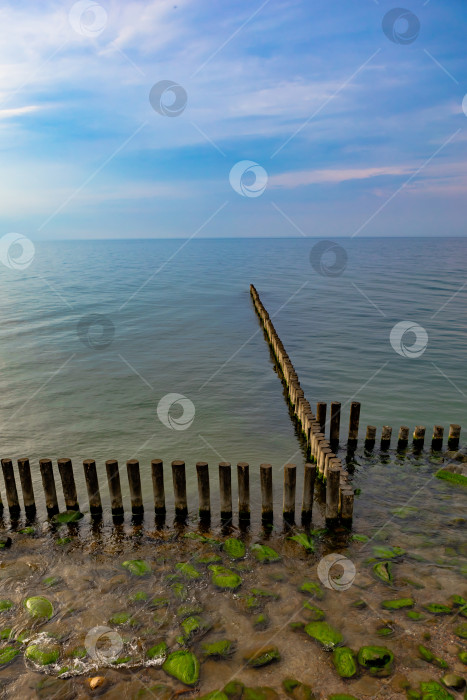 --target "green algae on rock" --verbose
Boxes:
[0,645,20,665]
[304,621,343,649]
[458,650,467,664]
[288,533,315,552]
[196,553,222,565]
[177,603,203,619]
[357,645,394,677]
[175,562,202,580]
[0,600,13,612]
[372,561,394,585]
[381,597,414,610]
[146,641,168,661]
[121,560,151,576]
[208,565,242,590]
[436,469,467,486]
[418,644,449,669]
[199,692,229,700]
[223,538,246,560]
[302,602,325,620]
[441,674,466,690]
[24,596,54,620]
[152,596,170,609]
[407,611,425,621]
[25,641,60,666]
[162,649,200,686]
[420,680,455,699]
[250,544,281,563]
[244,645,280,668]
[424,603,451,614]
[201,639,234,657]
[179,614,211,643]
[253,613,269,630]
[52,511,84,524]
[328,695,359,700]
[108,612,132,625]
[332,646,357,678]
[223,680,246,699]
[371,545,405,560]
[282,677,316,699]
[454,622,467,639]
[299,581,324,599]
[243,688,280,700]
